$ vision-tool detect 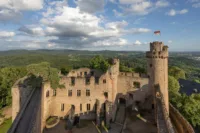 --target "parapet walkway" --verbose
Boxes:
[8,88,41,133]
